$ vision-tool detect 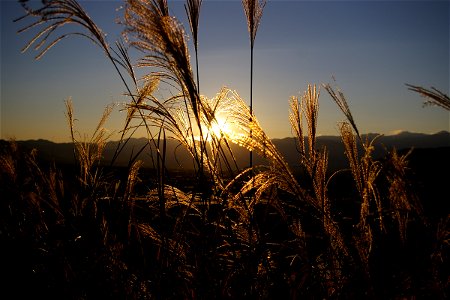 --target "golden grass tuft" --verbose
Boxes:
[65,98,114,187]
